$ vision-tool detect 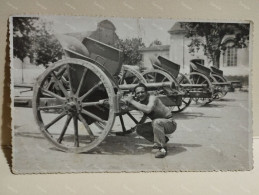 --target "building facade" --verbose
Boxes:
[140,22,249,76]
[139,45,170,70]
